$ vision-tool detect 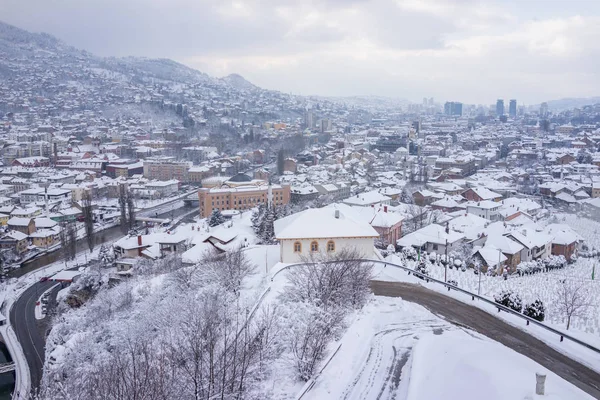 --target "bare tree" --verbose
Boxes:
[199,246,255,294]
[81,190,95,253]
[405,204,427,234]
[556,279,591,330]
[59,221,77,262]
[284,248,373,310]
